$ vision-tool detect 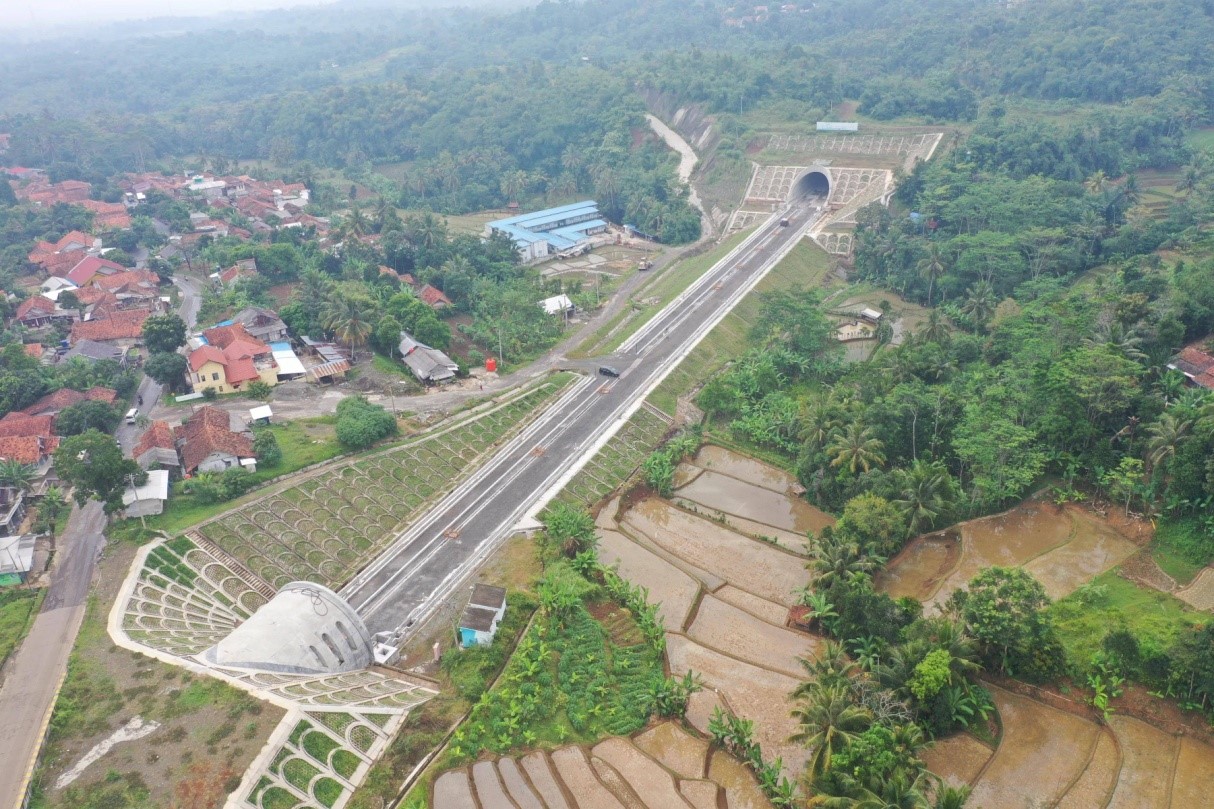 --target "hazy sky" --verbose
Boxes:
[0,0,340,31]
